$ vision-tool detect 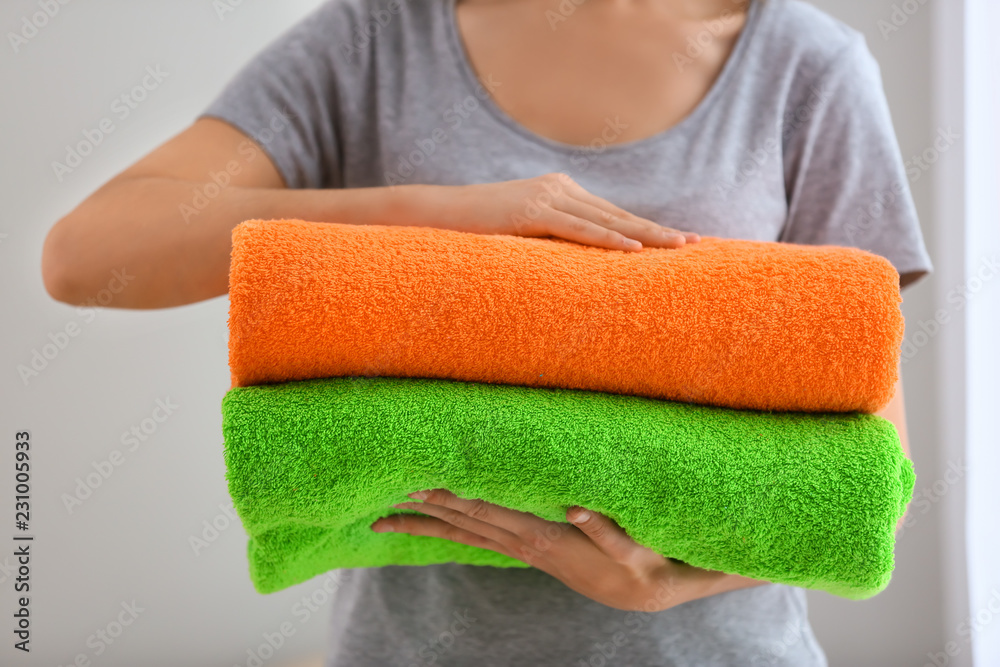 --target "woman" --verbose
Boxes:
[41,0,932,664]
